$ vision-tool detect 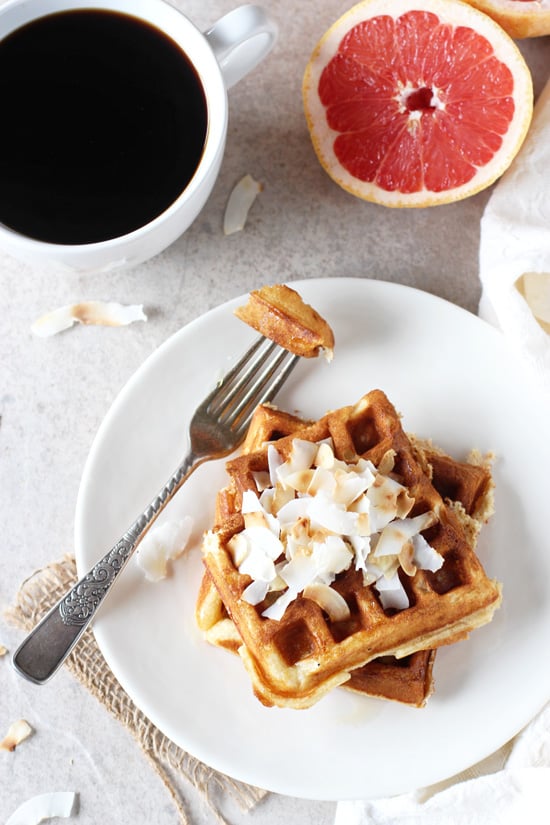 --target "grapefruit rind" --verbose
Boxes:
[302,0,534,208]
[461,0,550,39]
